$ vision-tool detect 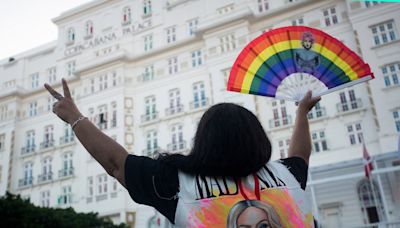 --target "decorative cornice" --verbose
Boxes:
[52,0,123,25]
